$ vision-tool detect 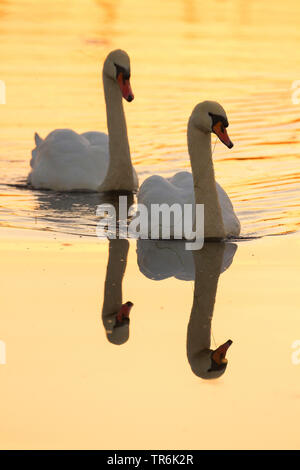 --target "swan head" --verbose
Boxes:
[190,339,233,379]
[30,132,44,168]
[189,101,233,148]
[106,301,133,345]
[103,49,134,102]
